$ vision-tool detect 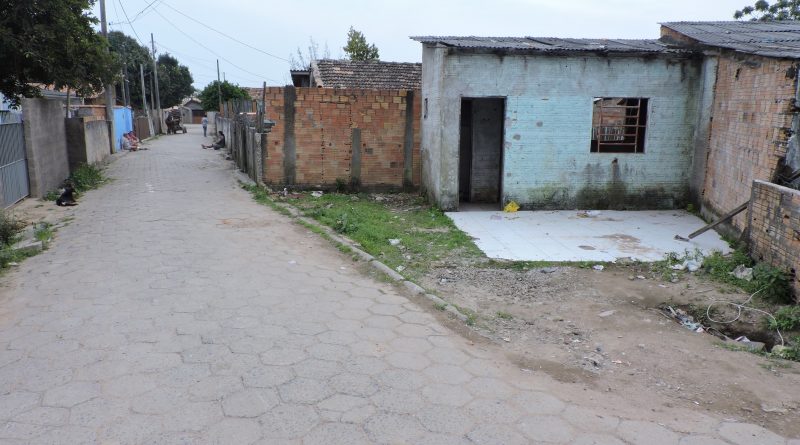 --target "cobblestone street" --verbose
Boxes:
[0,127,793,444]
